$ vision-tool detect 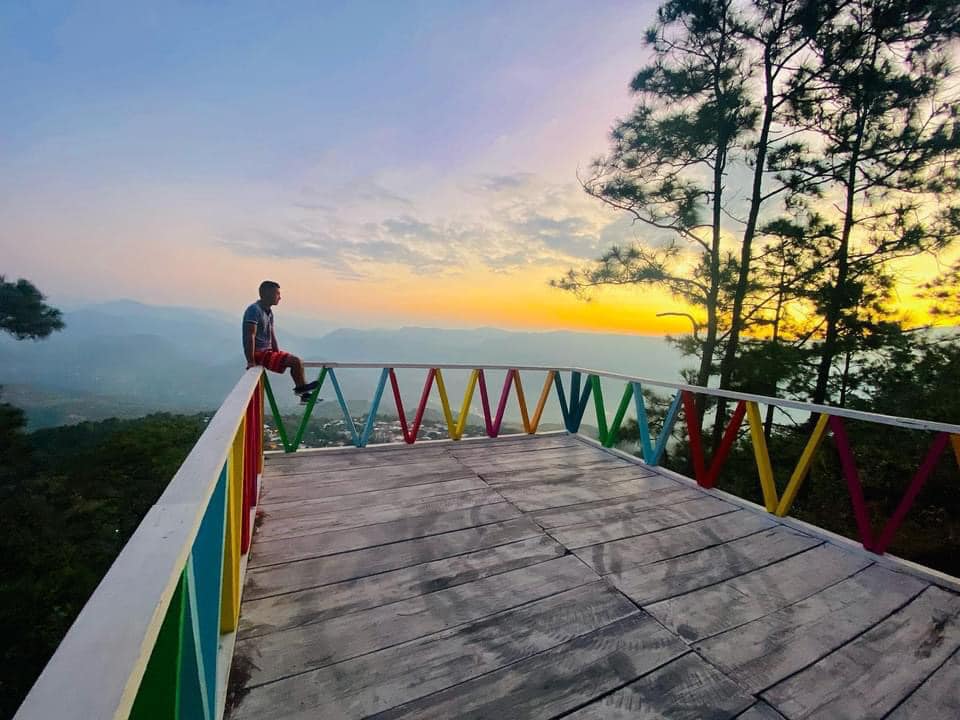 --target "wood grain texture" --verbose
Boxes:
[575,510,777,575]
[531,485,702,529]
[244,515,544,600]
[608,526,822,606]
[886,647,960,719]
[371,612,688,720]
[256,488,505,541]
[763,586,960,719]
[479,464,658,488]
[260,466,476,504]
[735,703,786,719]
[237,535,566,639]
[234,555,598,688]
[500,476,689,513]
[260,475,484,514]
[248,502,522,567]
[696,564,927,693]
[446,436,580,458]
[227,440,960,720]
[264,448,454,473]
[563,652,754,720]
[231,581,637,720]
[550,496,738,549]
[647,544,872,642]
[458,451,627,474]
[264,455,465,480]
